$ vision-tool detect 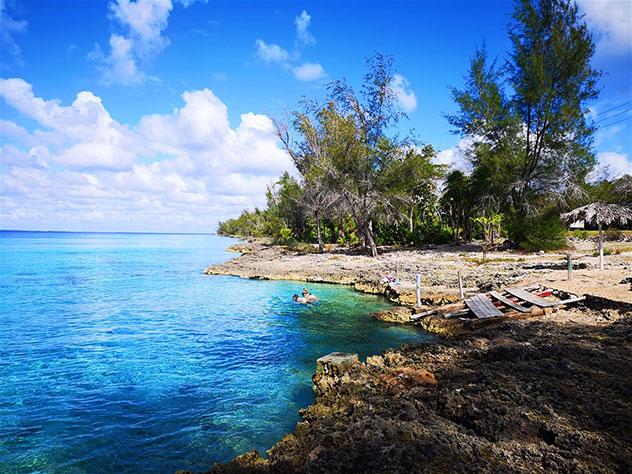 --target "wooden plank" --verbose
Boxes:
[506,288,554,308]
[489,291,531,313]
[476,294,505,317]
[557,296,586,306]
[444,309,470,319]
[465,294,503,319]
